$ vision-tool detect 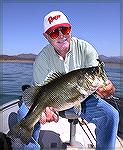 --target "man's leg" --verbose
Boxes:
[12,102,41,150]
[65,95,119,150]
[80,95,119,150]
